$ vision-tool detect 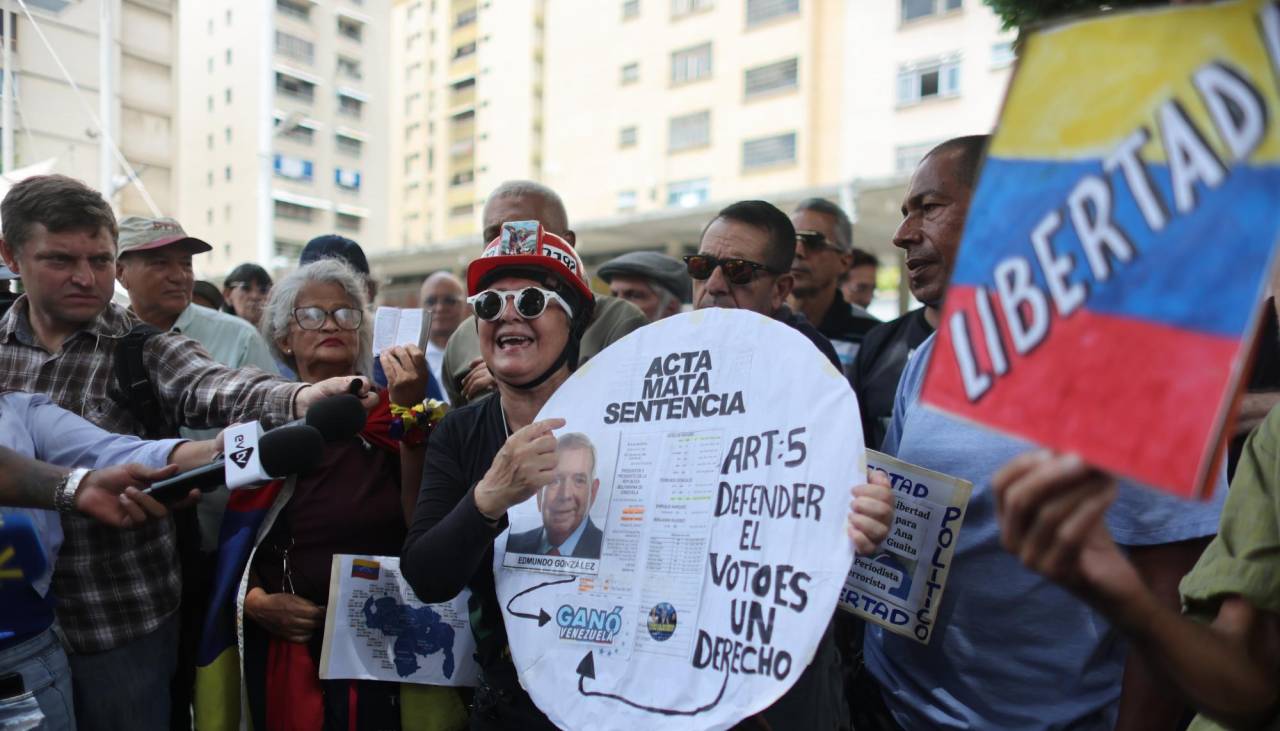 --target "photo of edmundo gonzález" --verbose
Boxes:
[506,432,604,559]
